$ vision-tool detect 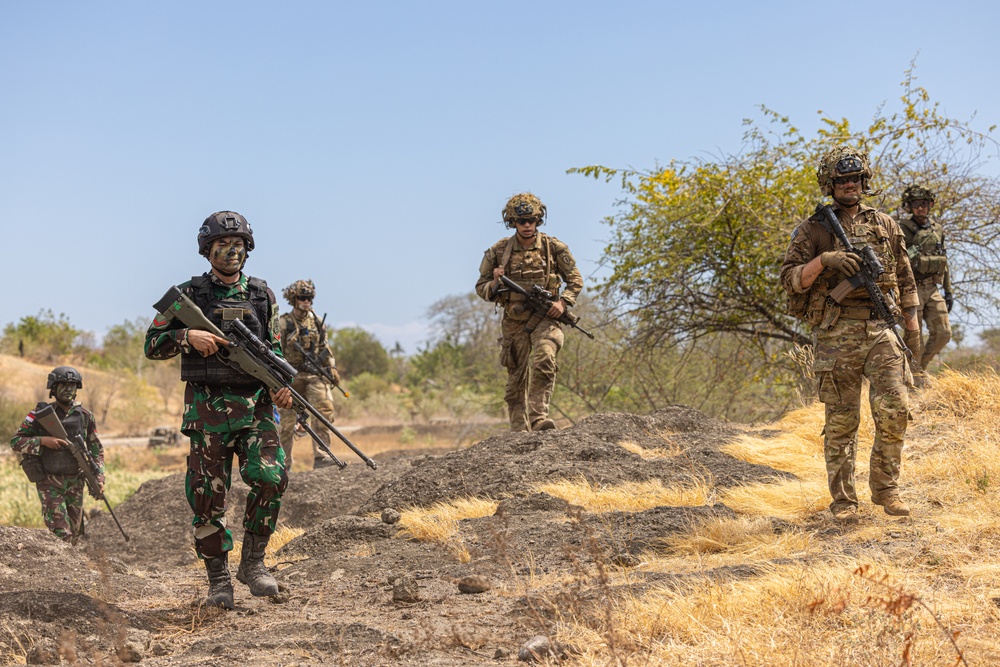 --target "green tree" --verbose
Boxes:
[1,310,86,362]
[572,65,1000,363]
[98,317,151,376]
[329,327,389,378]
